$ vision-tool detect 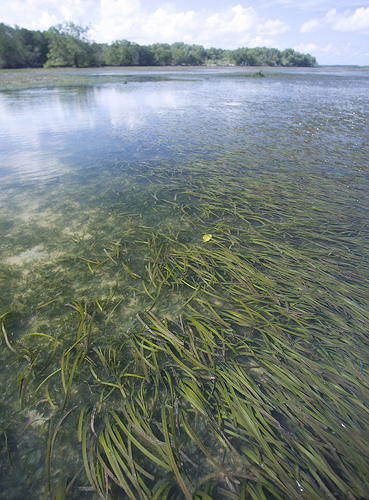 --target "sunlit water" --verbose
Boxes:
[1,68,367,187]
[1,67,369,499]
